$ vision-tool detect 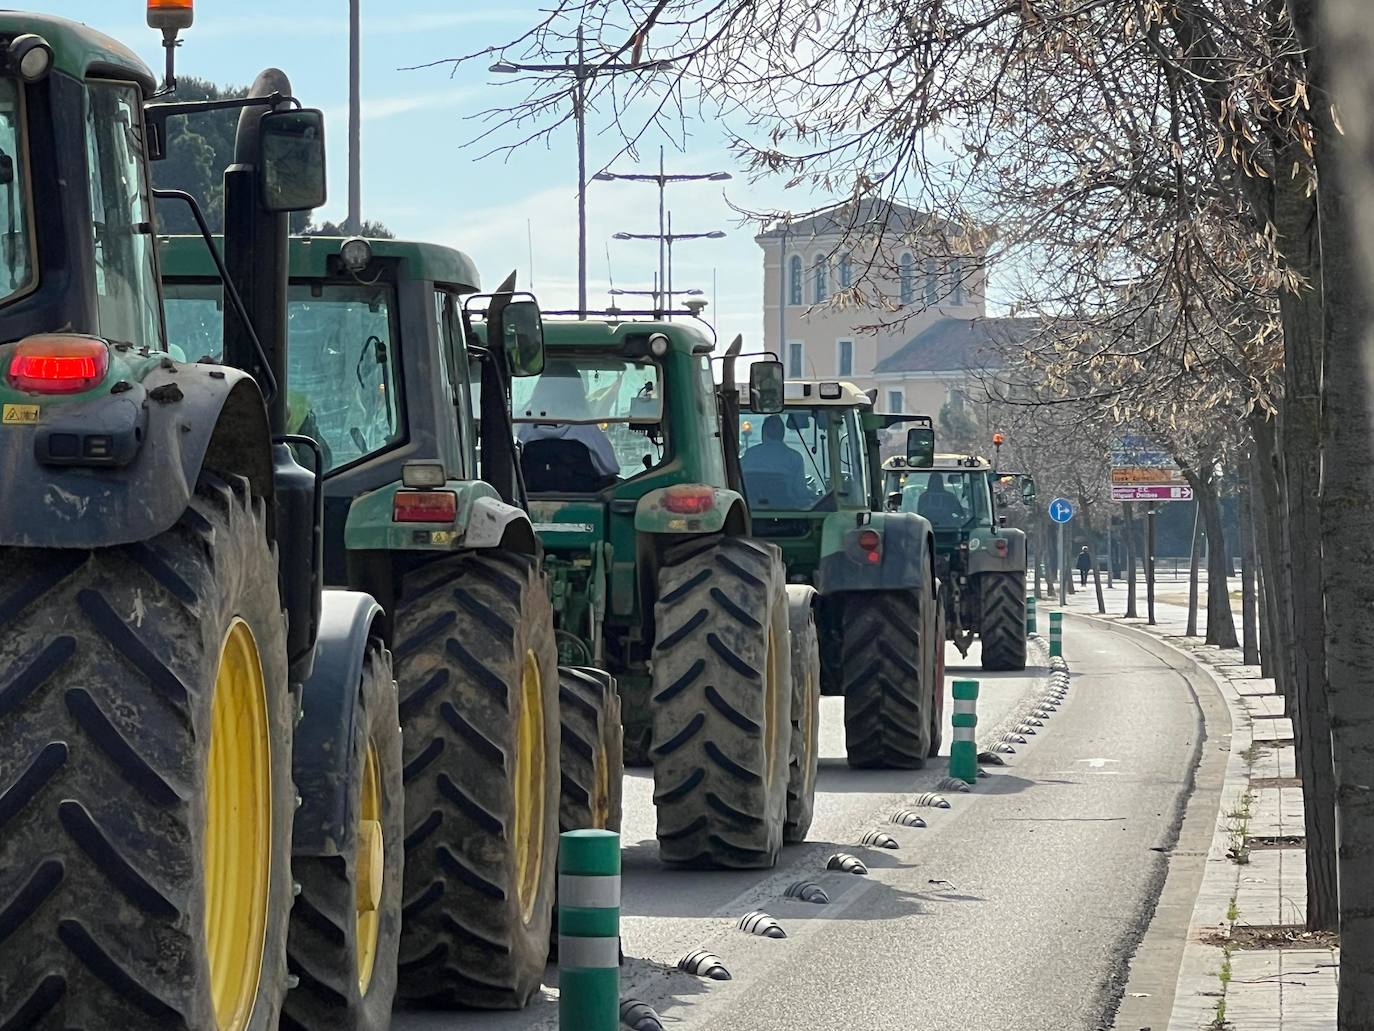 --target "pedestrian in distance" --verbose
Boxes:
[1076,545,1092,587]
